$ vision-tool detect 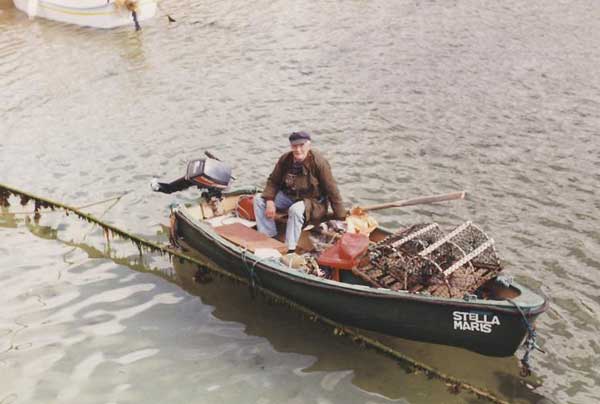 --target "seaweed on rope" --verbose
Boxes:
[0,182,512,404]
